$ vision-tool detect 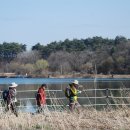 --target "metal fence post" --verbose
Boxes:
[106,88,109,107]
[106,88,109,98]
